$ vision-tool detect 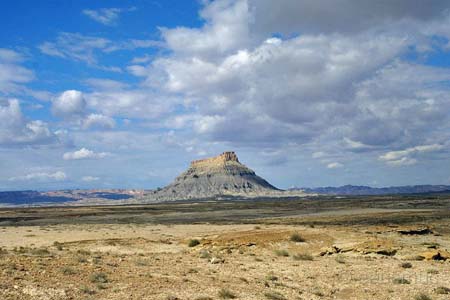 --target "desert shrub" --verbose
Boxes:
[274,249,289,257]
[53,241,63,251]
[415,293,432,300]
[435,286,450,294]
[239,277,248,283]
[188,239,201,247]
[311,287,324,297]
[135,259,148,266]
[199,250,211,259]
[195,297,213,300]
[400,262,412,268]
[90,272,108,284]
[293,253,313,261]
[92,257,102,265]
[30,248,50,256]
[290,233,305,242]
[421,242,440,248]
[393,278,410,284]
[218,288,236,299]
[427,269,439,274]
[77,249,91,256]
[61,267,76,275]
[77,256,87,263]
[407,255,425,261]
[254,226,261,230]
[335,255,345,264]
[80,286,96,295]
[96,283,108,290]
[264,291,286,300]
[266,274,278,281]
